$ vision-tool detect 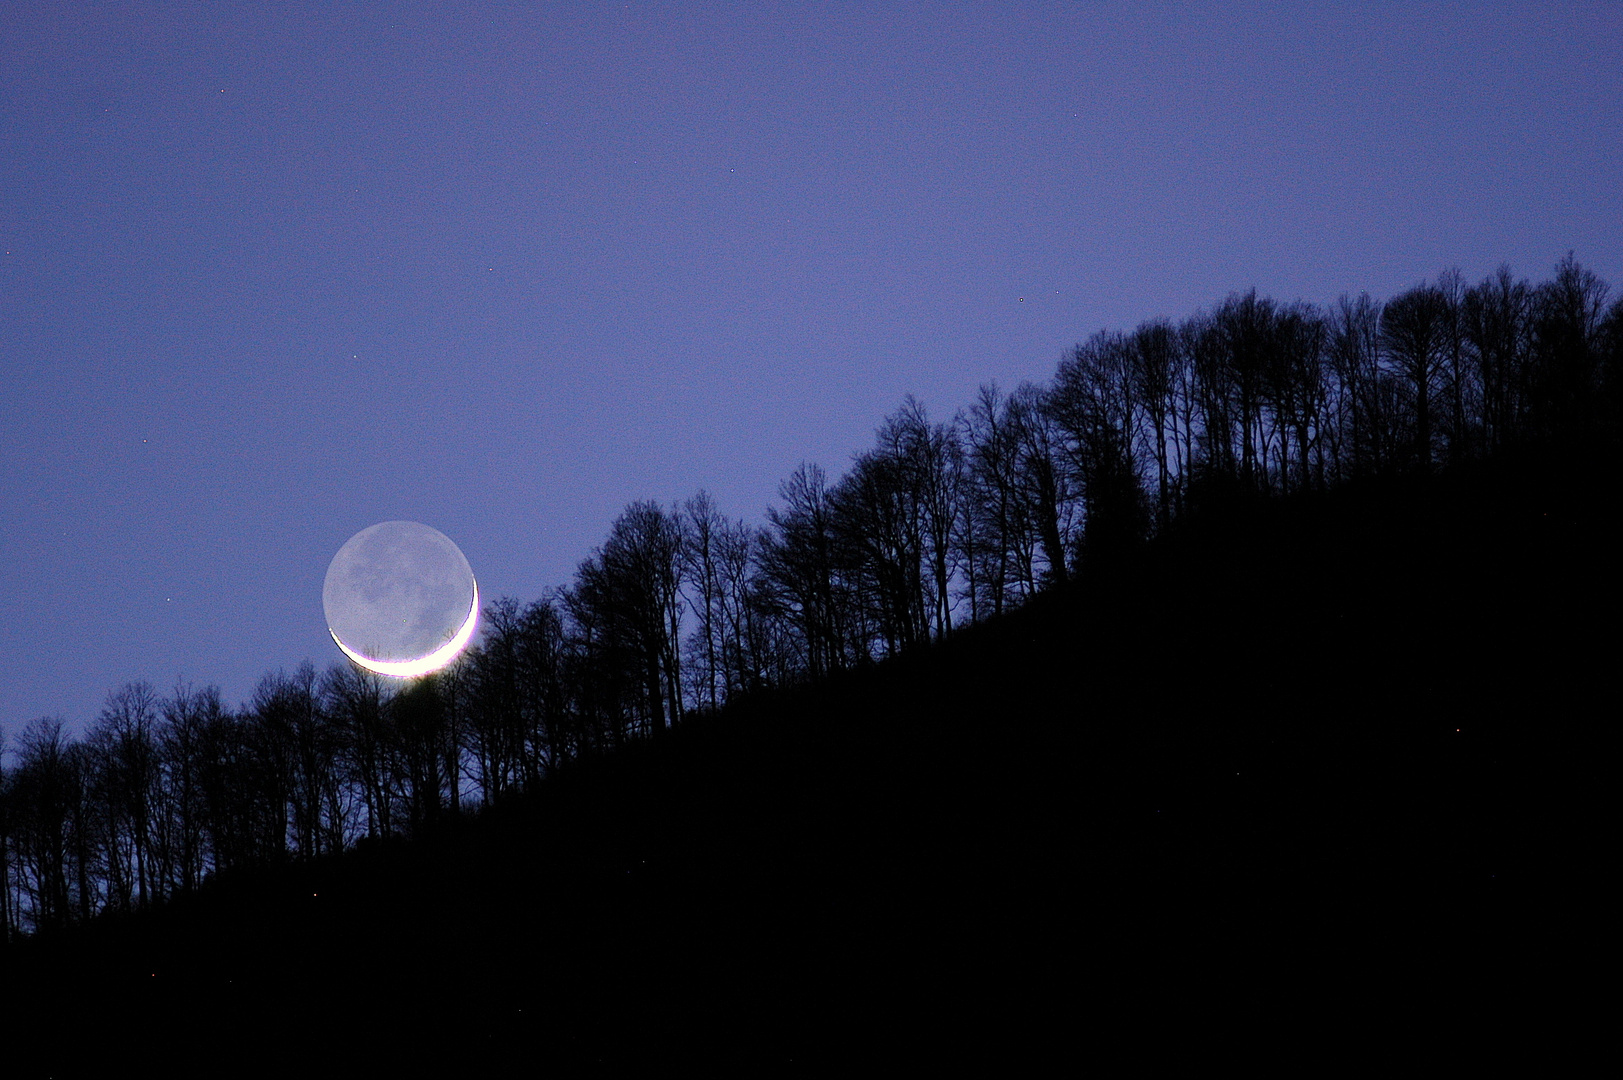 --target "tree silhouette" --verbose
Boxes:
[1049,333,1148,564]
[1381,283,1450,471]
[3,254,1616,948]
